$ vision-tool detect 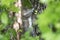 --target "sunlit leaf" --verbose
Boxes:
[1,12,9,25]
